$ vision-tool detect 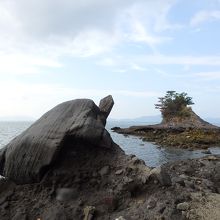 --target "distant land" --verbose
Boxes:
[109,115,162,123]
[109,115,220,126]
[0,115,220,126]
